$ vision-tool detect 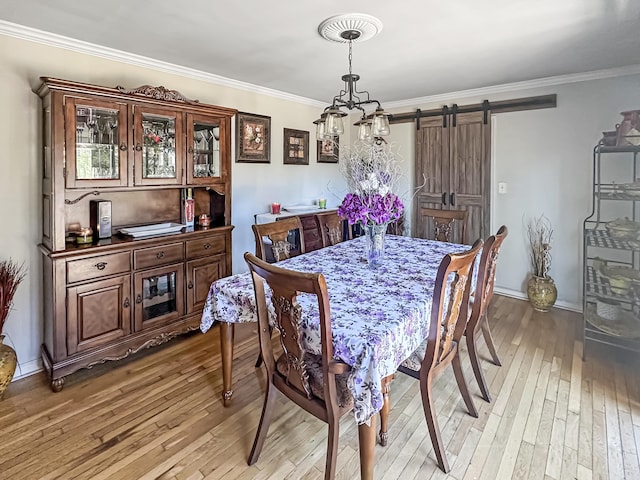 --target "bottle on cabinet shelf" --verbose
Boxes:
[182,188,195,228]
